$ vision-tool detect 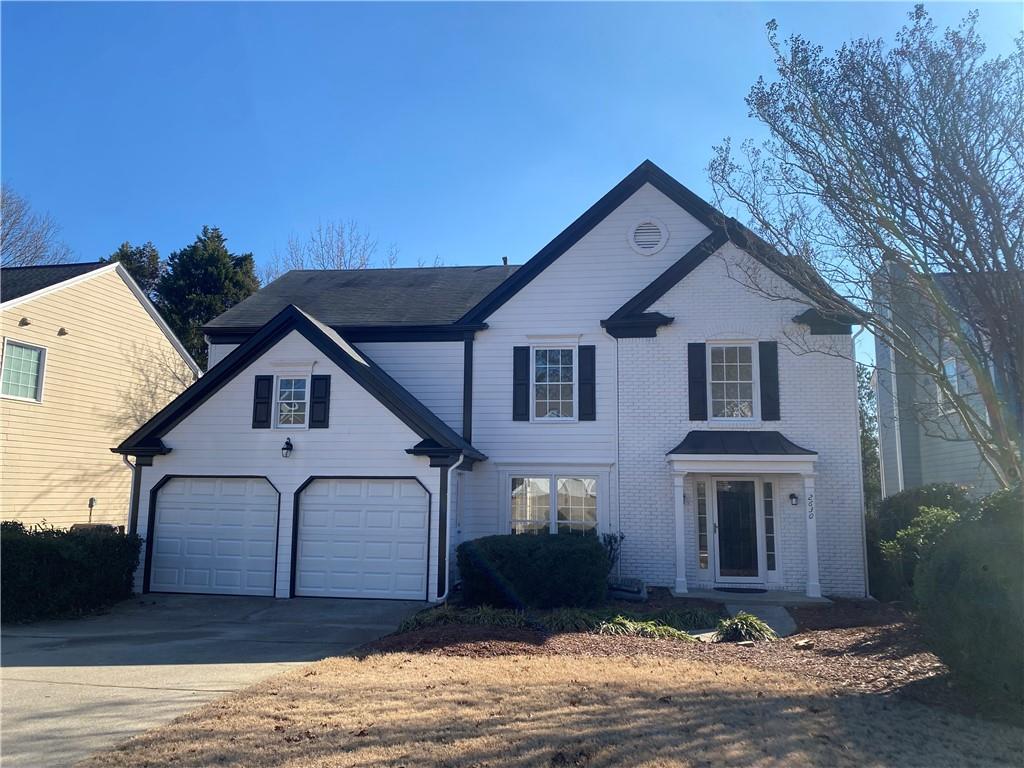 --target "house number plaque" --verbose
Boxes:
[807,493,815,520]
